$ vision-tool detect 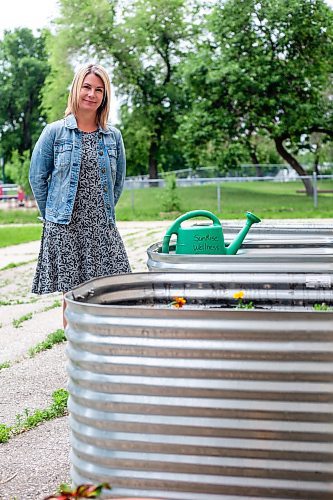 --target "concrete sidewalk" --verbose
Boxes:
[0,220,173,269]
